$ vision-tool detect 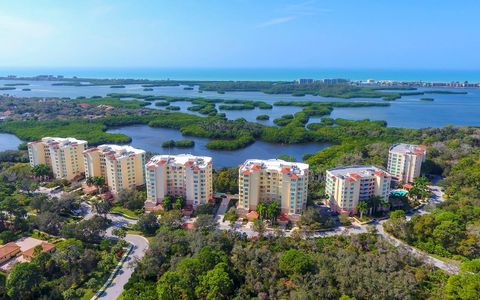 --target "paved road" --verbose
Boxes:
[216,184,459,274]
[375,219,459,274]
[81,203,150,300]
[98,233,149,299]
